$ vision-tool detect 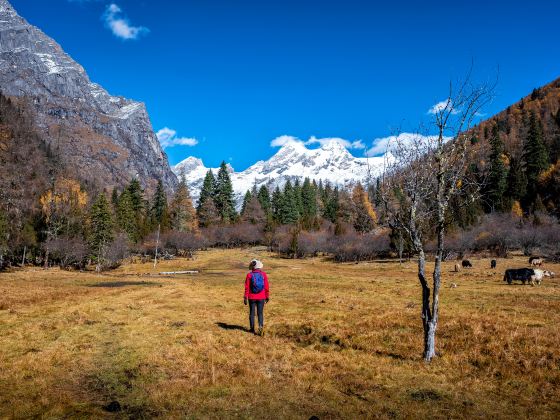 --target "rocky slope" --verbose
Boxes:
[0,0,176,191]
[174,139,384,205]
